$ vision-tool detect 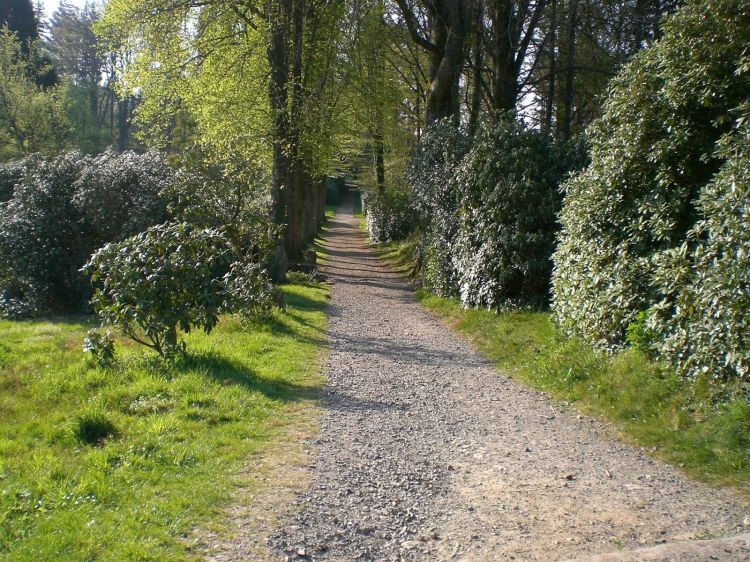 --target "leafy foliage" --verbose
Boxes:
[84,222,234,358]
[552,0,750,363]
[82,328,116,367]
[405,121,471,297]
[73,149,170,248]
[222,260,274,321]
[451,119,587,309]
[0,150,176,318]
[0,151,90,317]
[362,189,413,243]
[161,160,273,262]
[651,129,750,379]
[0,29,72,160]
